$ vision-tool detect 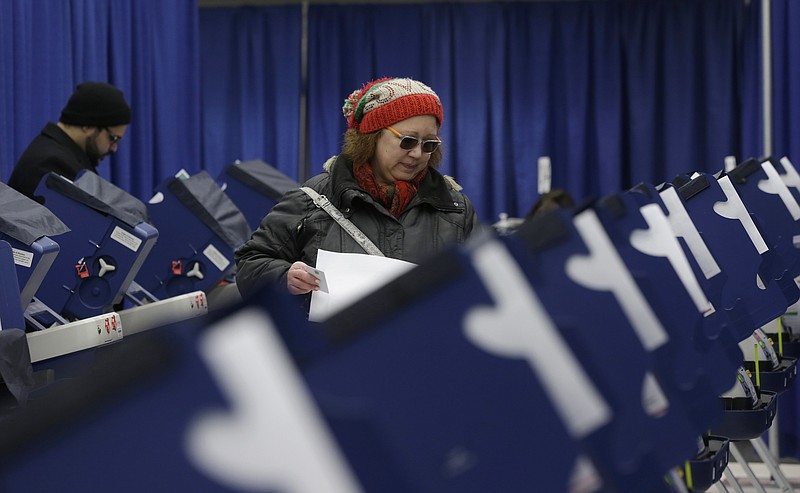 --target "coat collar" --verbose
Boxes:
[42,122,94,169]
